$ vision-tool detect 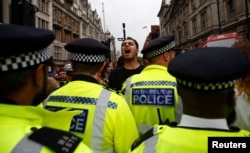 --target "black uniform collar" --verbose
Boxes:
[0,97,19,105]
[71,74,100,85]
